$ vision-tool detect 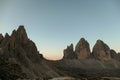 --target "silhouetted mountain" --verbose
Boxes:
[0,34,3,44]
[75,38,91,59]
[63,38,91,60]
[1,26,120,80]
[63,44,75,59]
[92,40,111,60]
[0,26,60,79]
